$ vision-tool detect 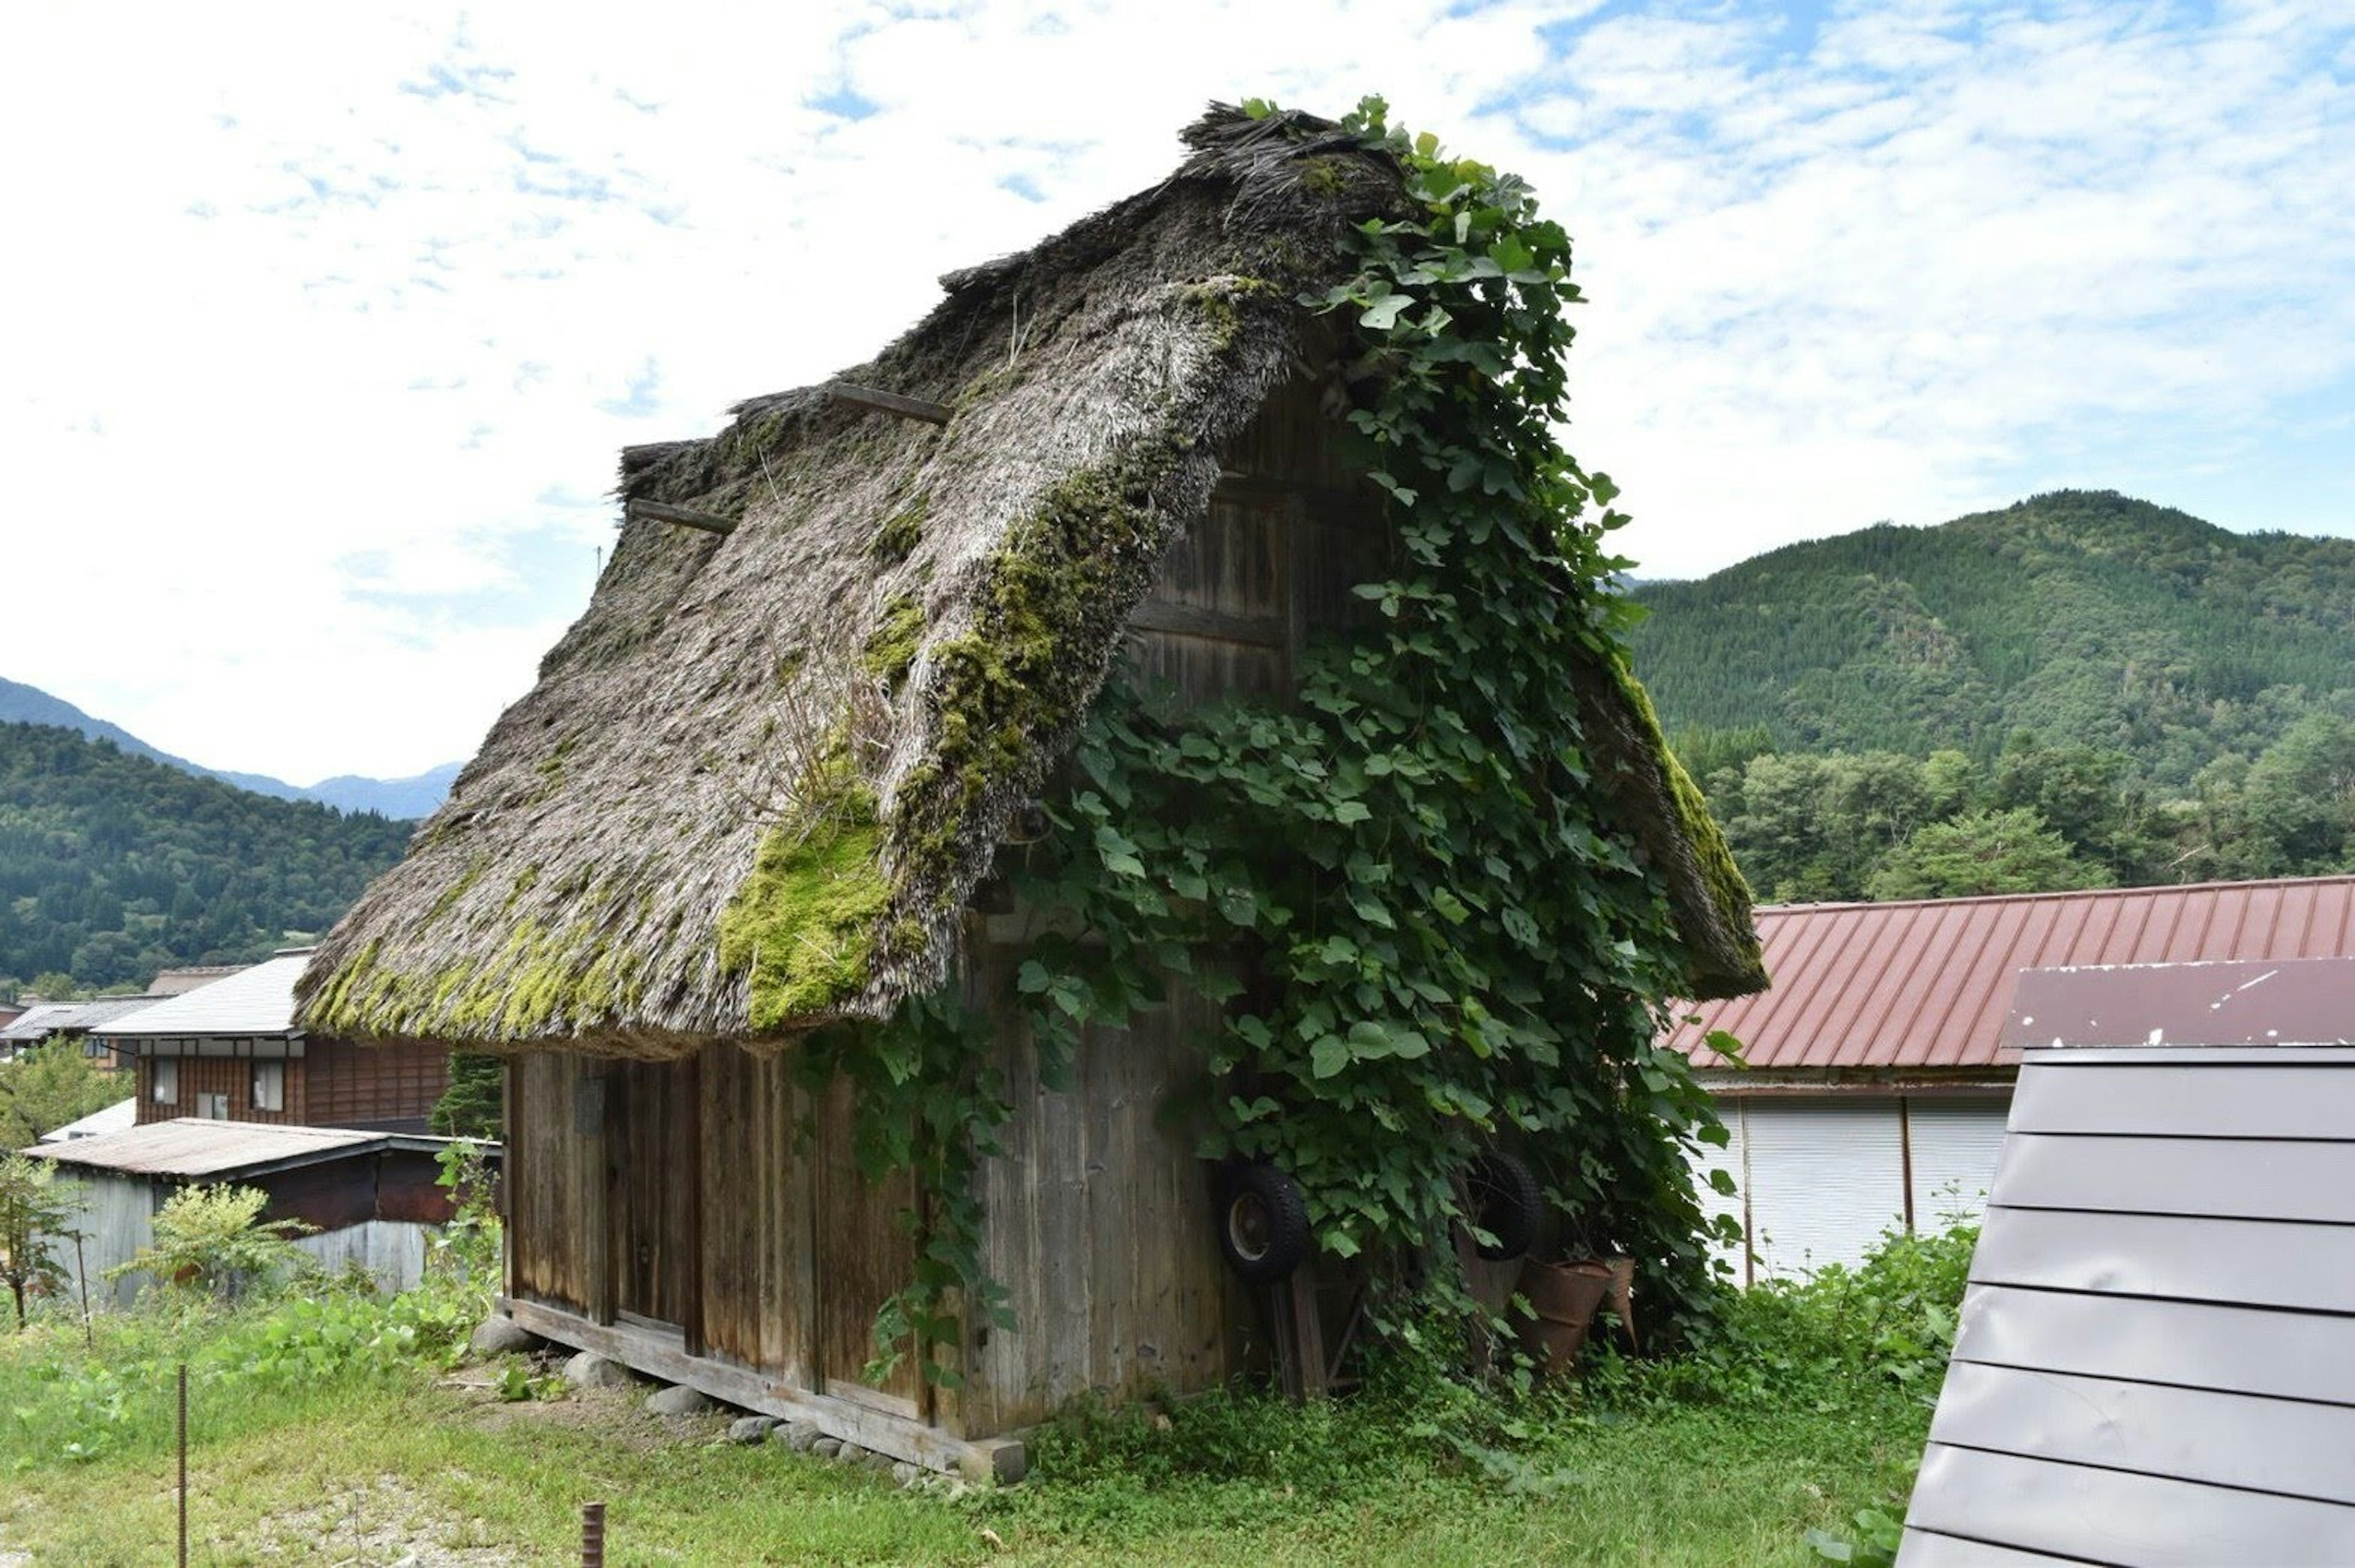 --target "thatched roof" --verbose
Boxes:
[297,105,1763,1058]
